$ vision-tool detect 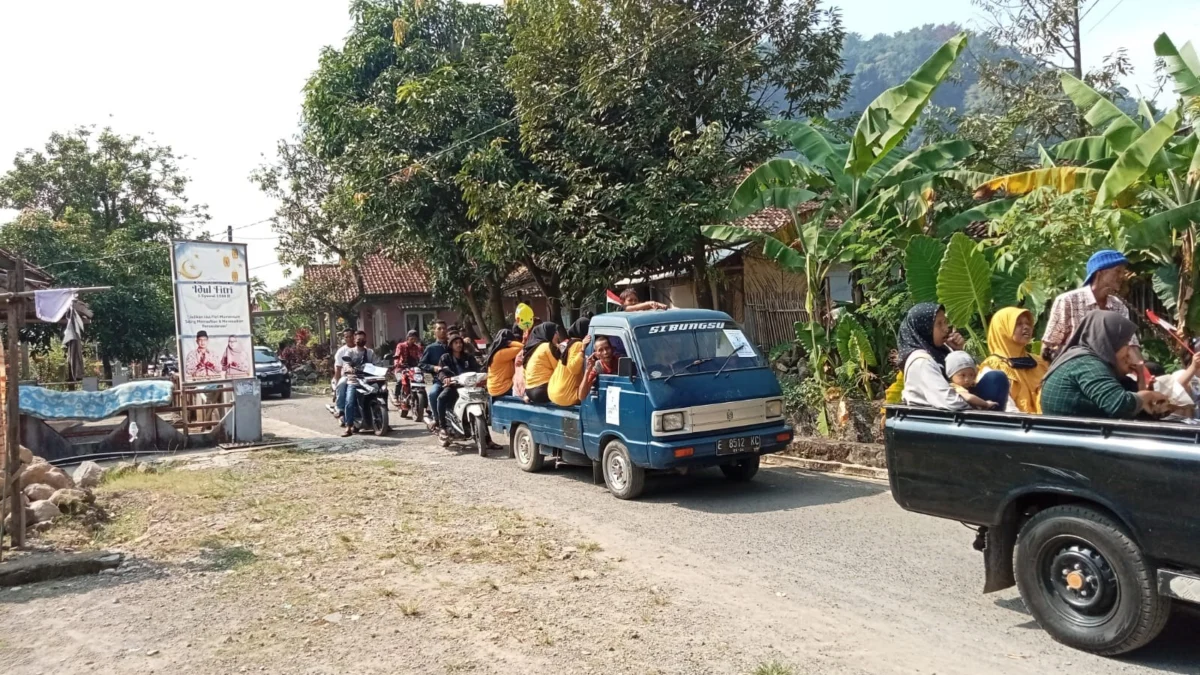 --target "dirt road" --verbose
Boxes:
[2,393,1196,674]
[261,395,1200,674]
